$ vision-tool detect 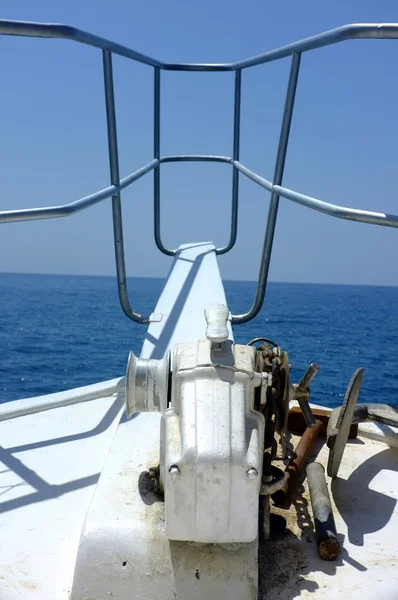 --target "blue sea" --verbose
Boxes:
[1,273,397,408]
